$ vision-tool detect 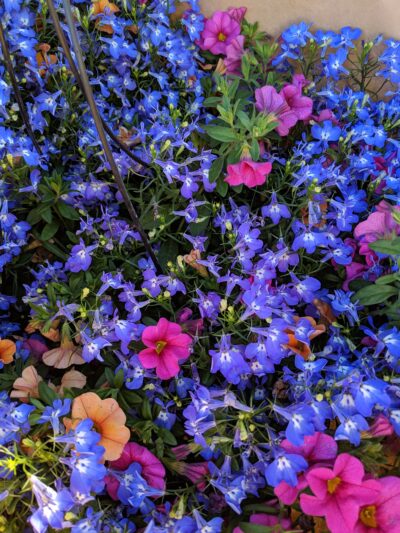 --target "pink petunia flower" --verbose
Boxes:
[233,512,292,533]
[365,415,394,438]
[227,6,247,22]
[281,83,313,121]
[197,11,241,55]
[255,85,298,136]
[105,442,166,500]
[354,476,400,533]
[354,201,400,243]
[275,432,338,504]
[138,318,192,379]
[300,453,381,533]
[224,160,272,188]
[224,35,245,75]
